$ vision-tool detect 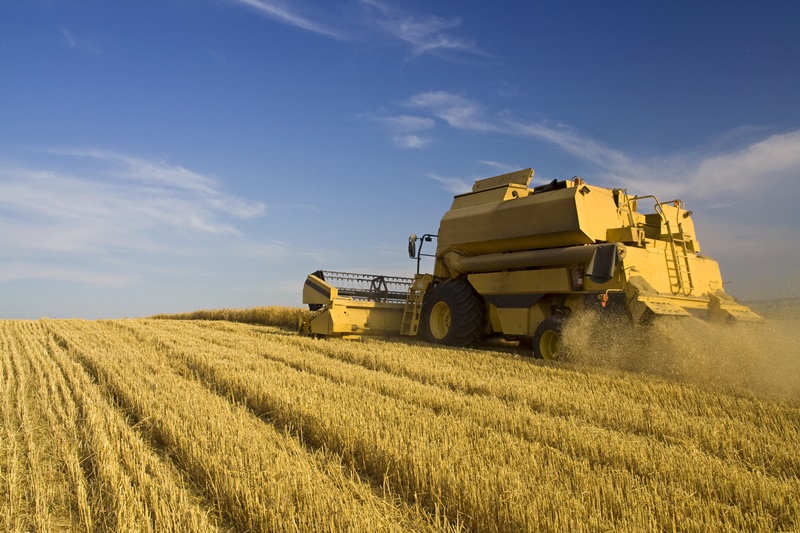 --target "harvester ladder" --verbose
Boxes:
[401,274,433,336]
[656,204,694,296]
